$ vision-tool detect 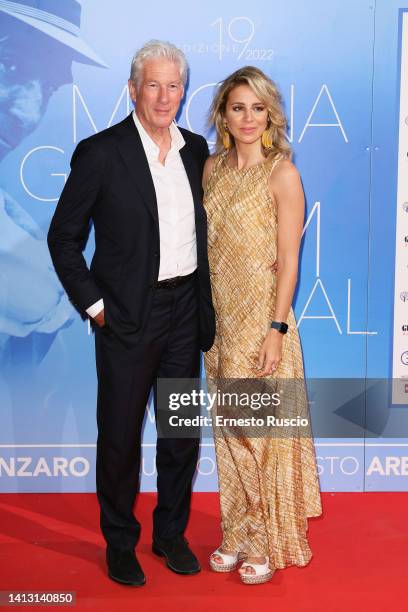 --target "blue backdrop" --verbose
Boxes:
[0,0,406,492]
